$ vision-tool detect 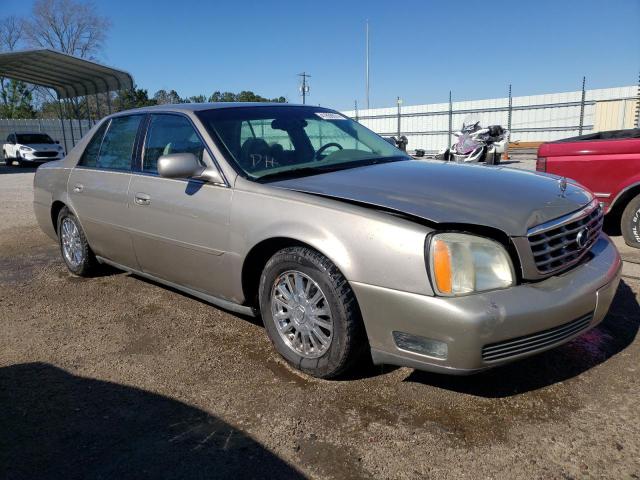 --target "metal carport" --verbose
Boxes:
[0,49,134,150]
